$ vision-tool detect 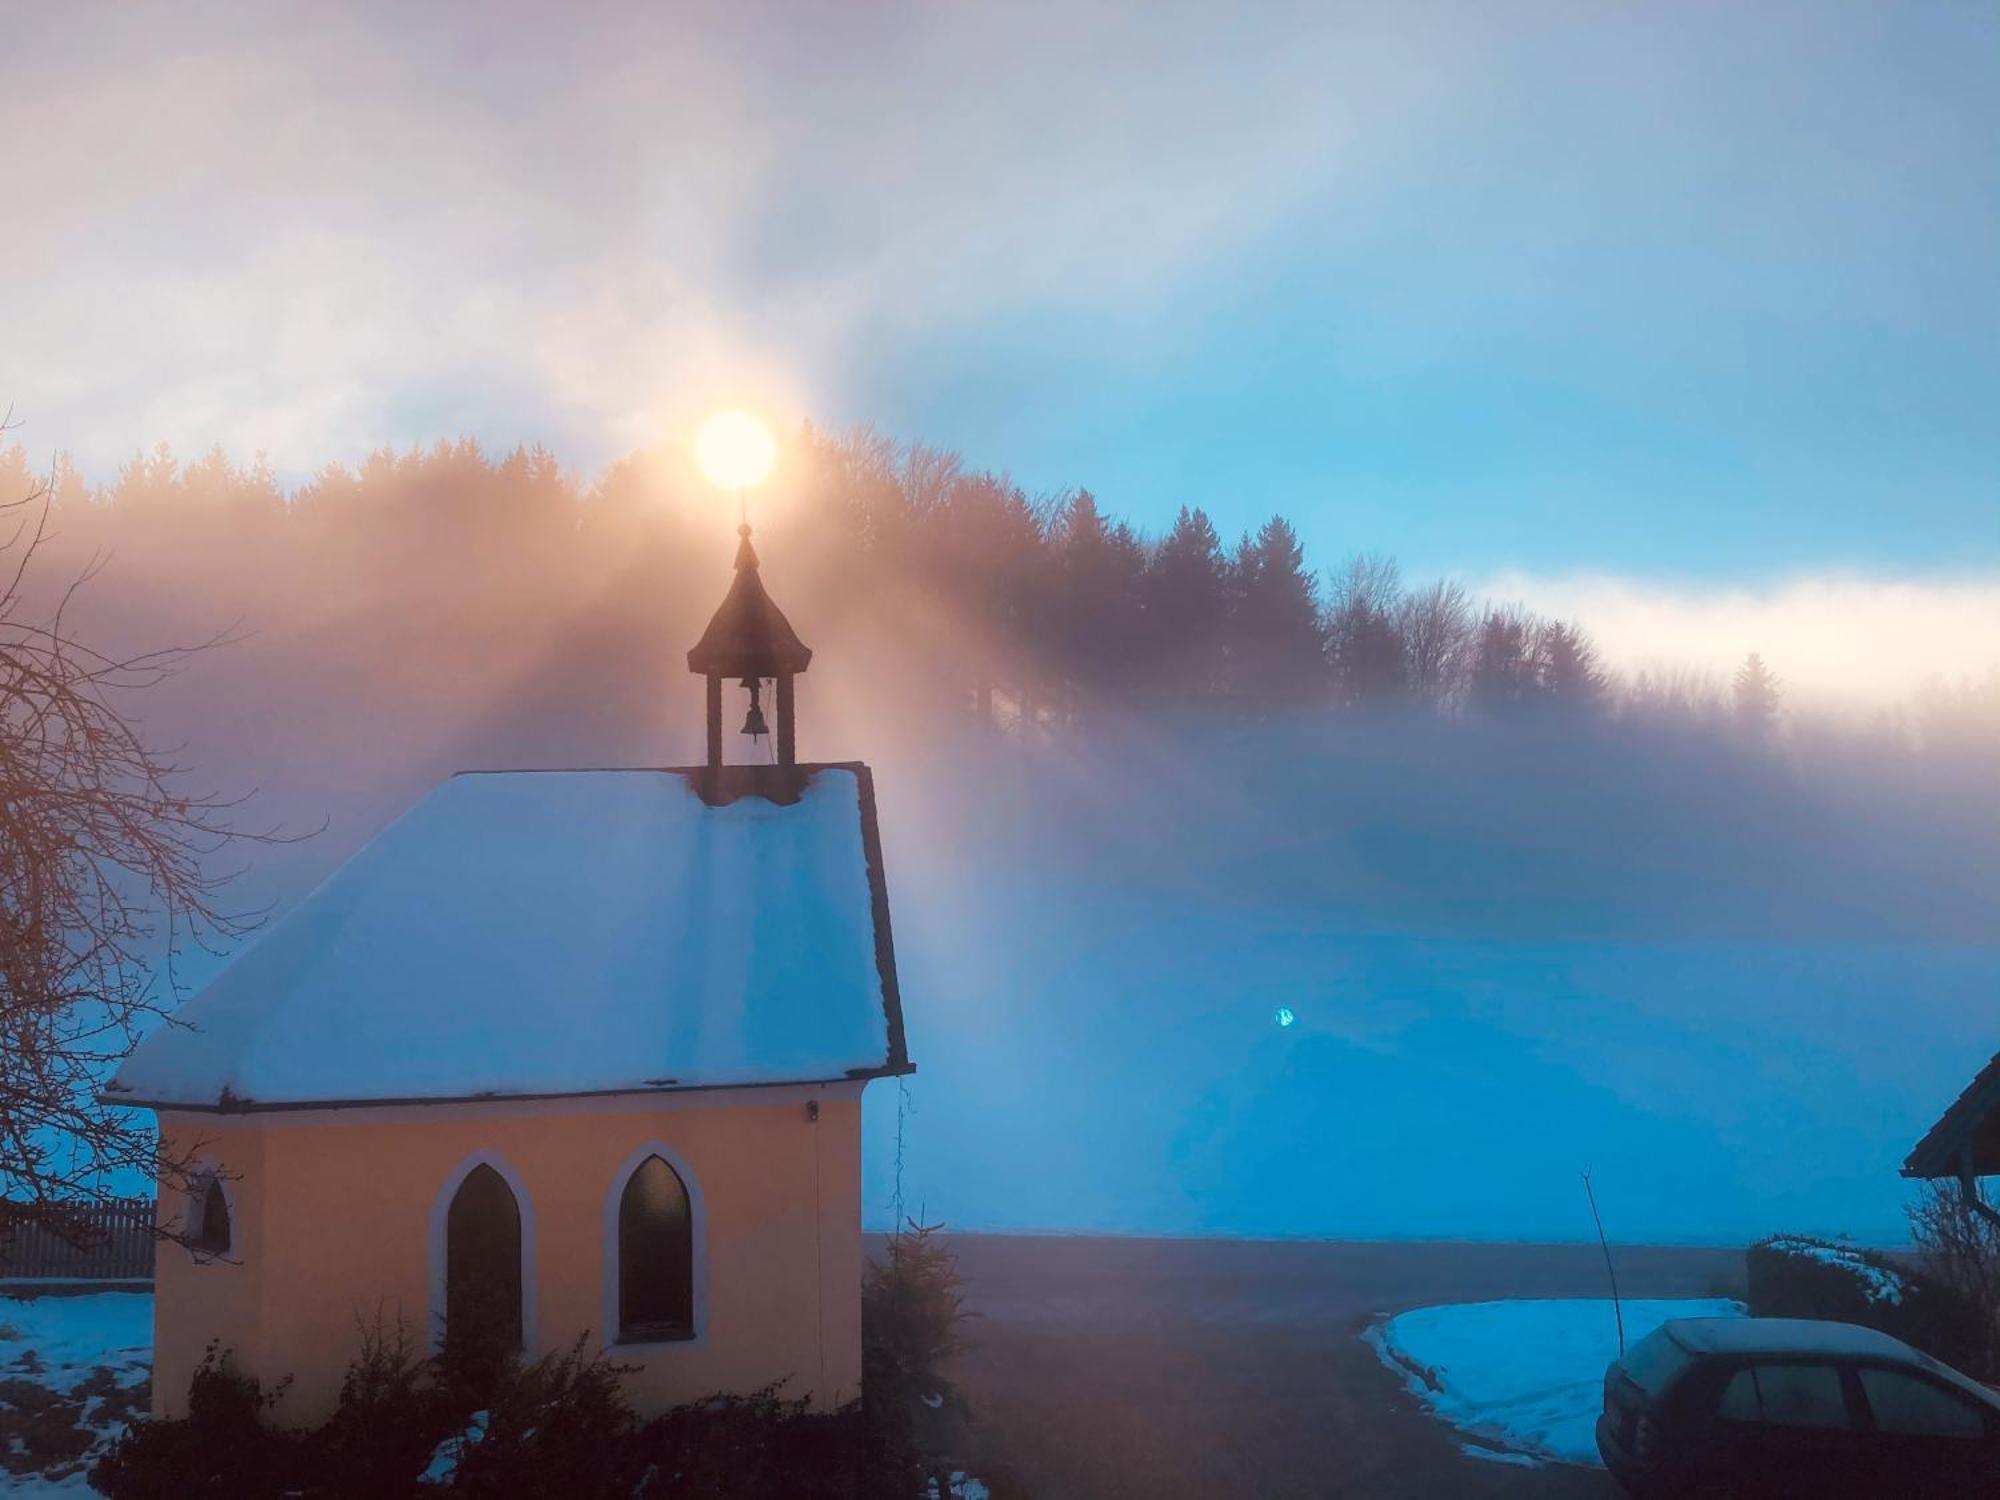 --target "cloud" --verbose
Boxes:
[1482,570,2000,710]
[0,1,1467,480]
